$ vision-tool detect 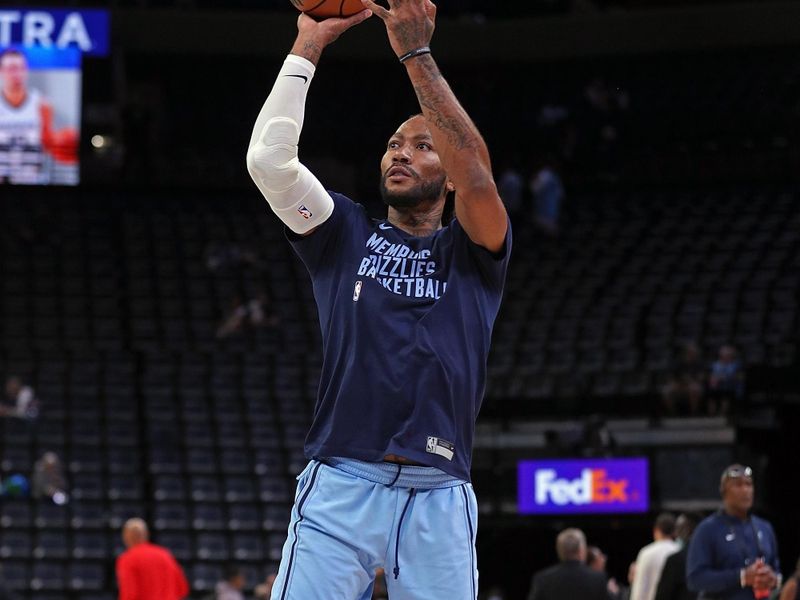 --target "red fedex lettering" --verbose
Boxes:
[591,469,629,503]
